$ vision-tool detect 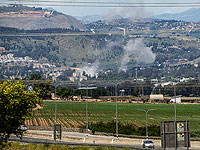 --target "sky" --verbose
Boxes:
[1,0,200,17]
